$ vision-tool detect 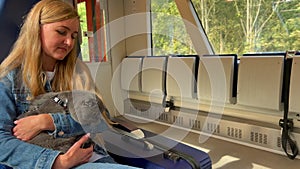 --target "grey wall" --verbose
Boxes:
[0,0,40,62]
